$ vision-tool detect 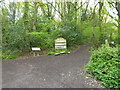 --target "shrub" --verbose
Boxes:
[1,49,21,60]
[28,32,54,50]
[51,28,82,47]
[86,44,119,88]
[3,24,26,50]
